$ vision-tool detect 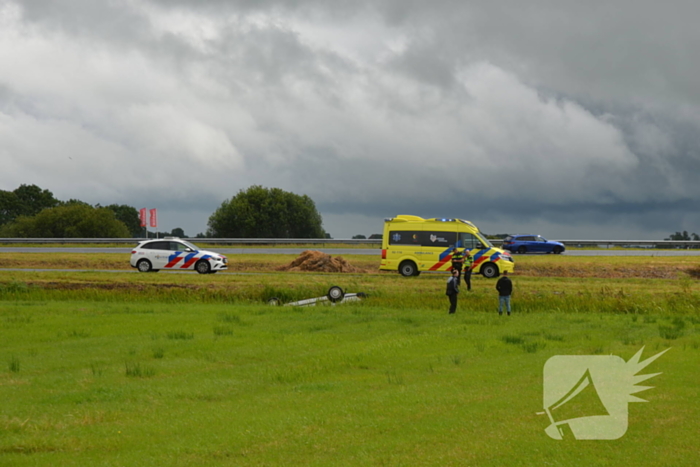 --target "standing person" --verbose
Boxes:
[446,268,460,314]
[450,248,464,282]
[463,250,474,291]
[496,270,513,316]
